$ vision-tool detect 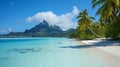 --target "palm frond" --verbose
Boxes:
[89,17,95,20]
[92,0,105,8]
[95,3,105,16]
